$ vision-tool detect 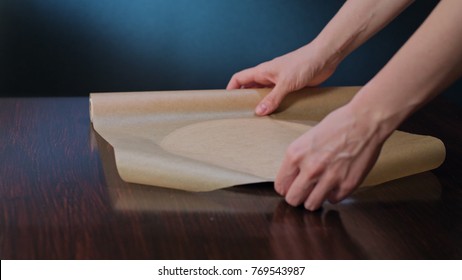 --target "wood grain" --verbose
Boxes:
[0,96,461,259]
